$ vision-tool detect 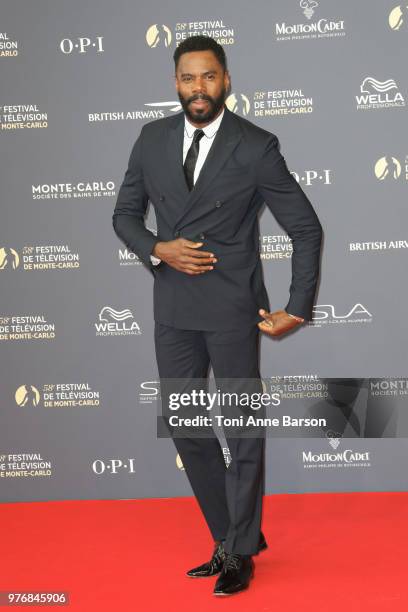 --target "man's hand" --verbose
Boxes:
[153,239,217,275]
[257,308,304,336]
